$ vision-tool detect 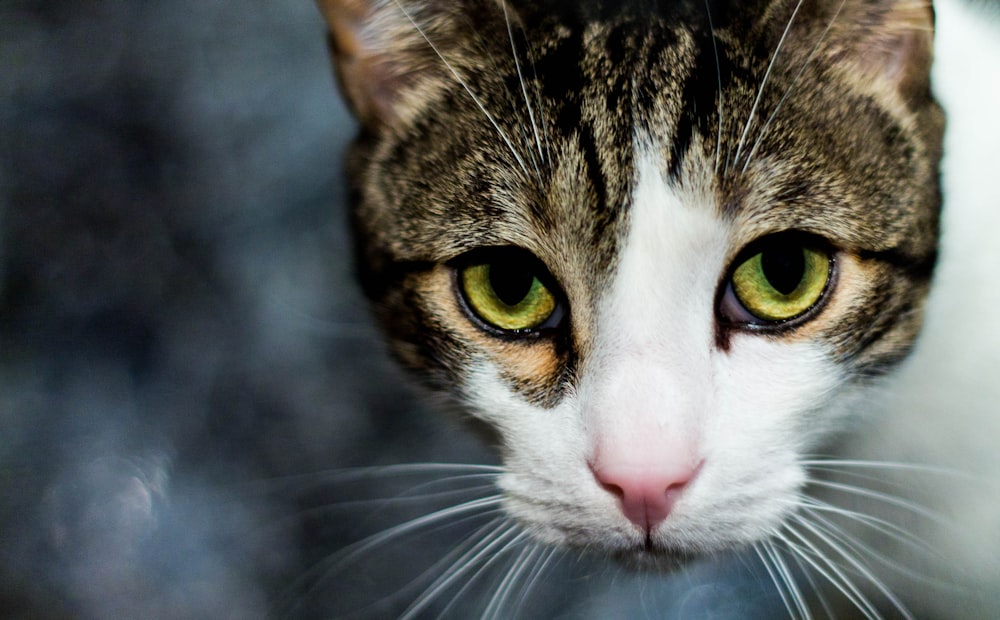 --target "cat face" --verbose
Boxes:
[319,0,943,562]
